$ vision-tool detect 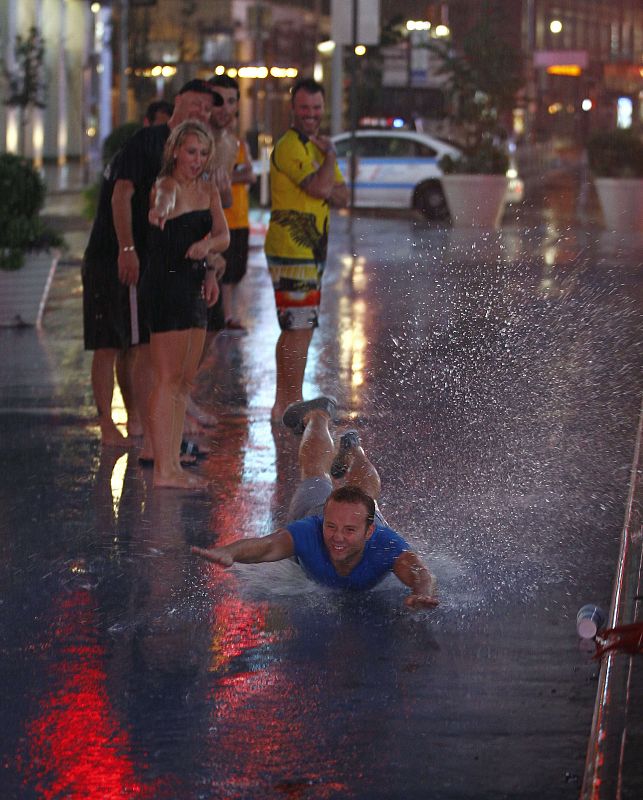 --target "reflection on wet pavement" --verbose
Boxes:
[0,195,641,797]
